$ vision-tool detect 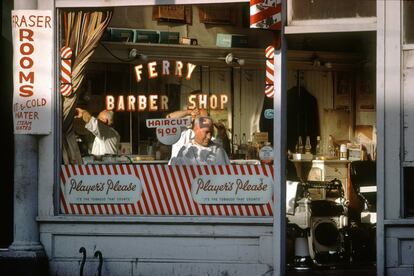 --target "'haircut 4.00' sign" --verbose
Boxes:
[12,10,53,134]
